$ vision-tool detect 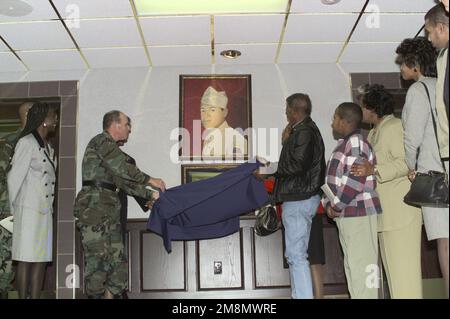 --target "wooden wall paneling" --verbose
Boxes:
[322,220,346,284]
[196,229,244,290]
[241,225,255,291]
[253,229,290,289]
[128,222,141,295]
[322,219,349,296]
[140,231,187,292]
